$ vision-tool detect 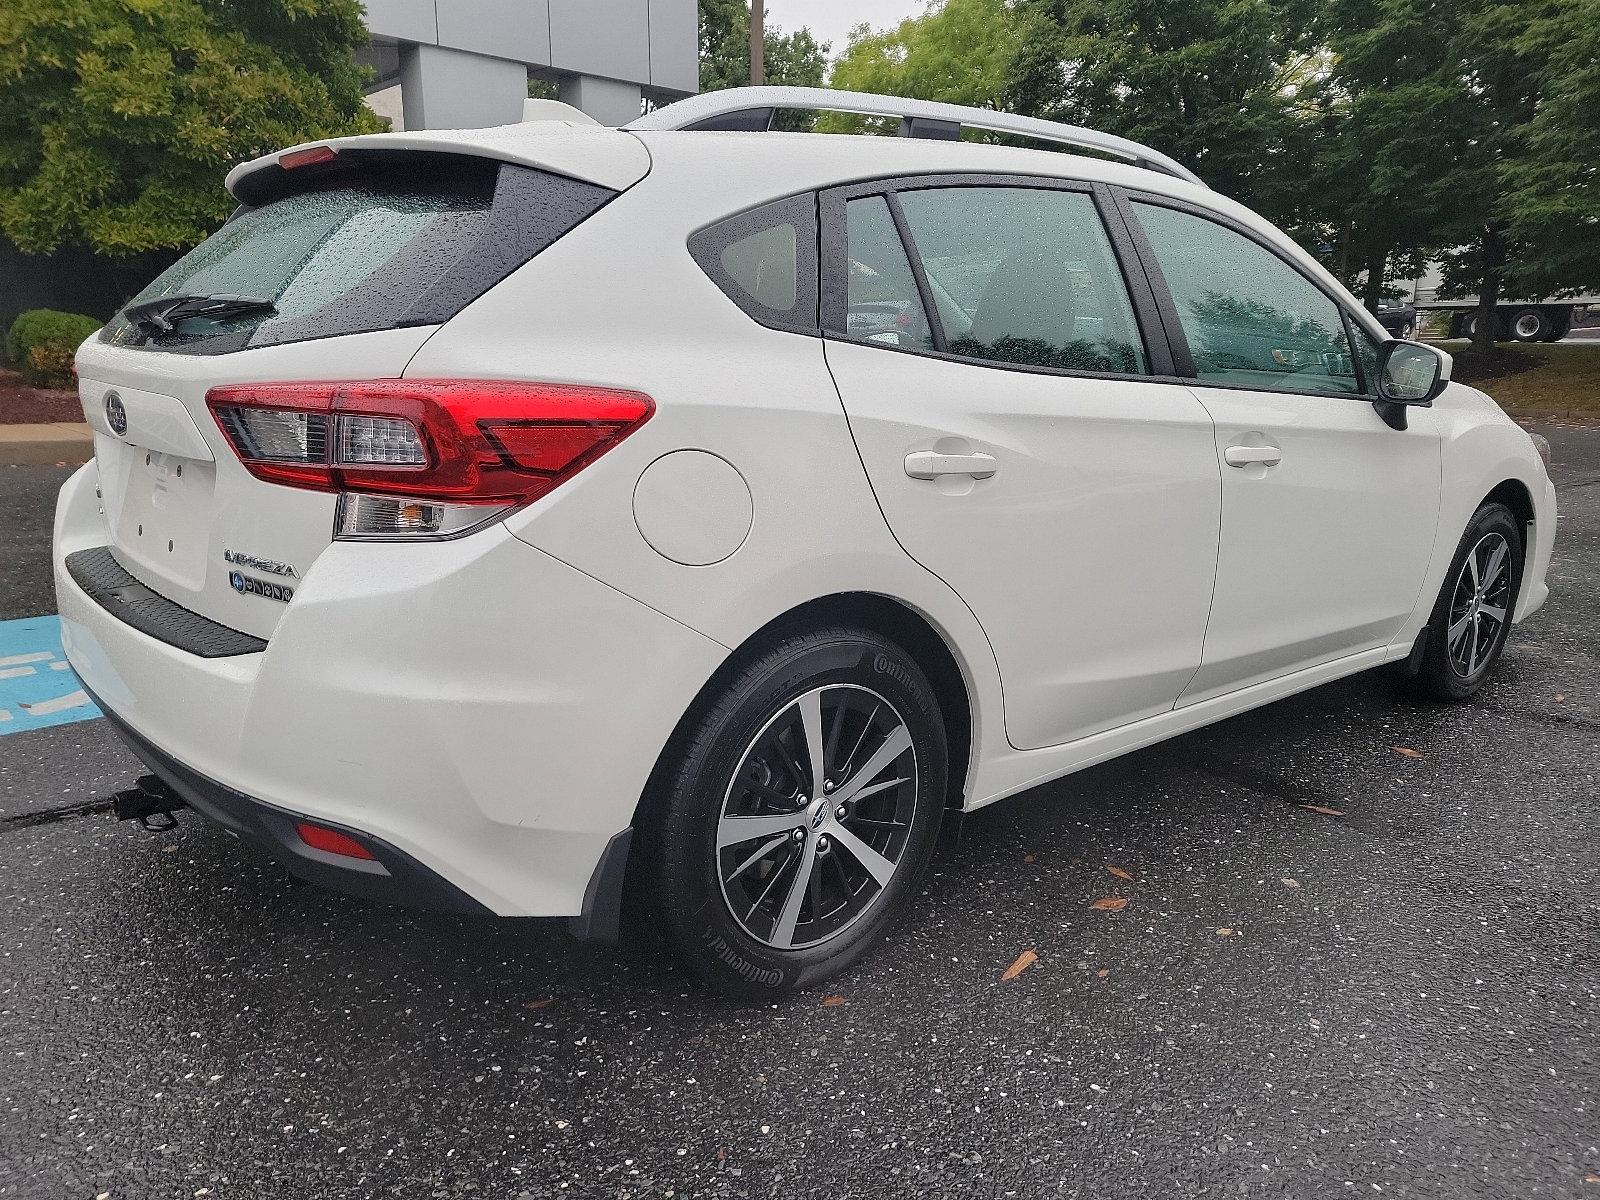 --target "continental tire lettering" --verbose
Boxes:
[700,928,783,988]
